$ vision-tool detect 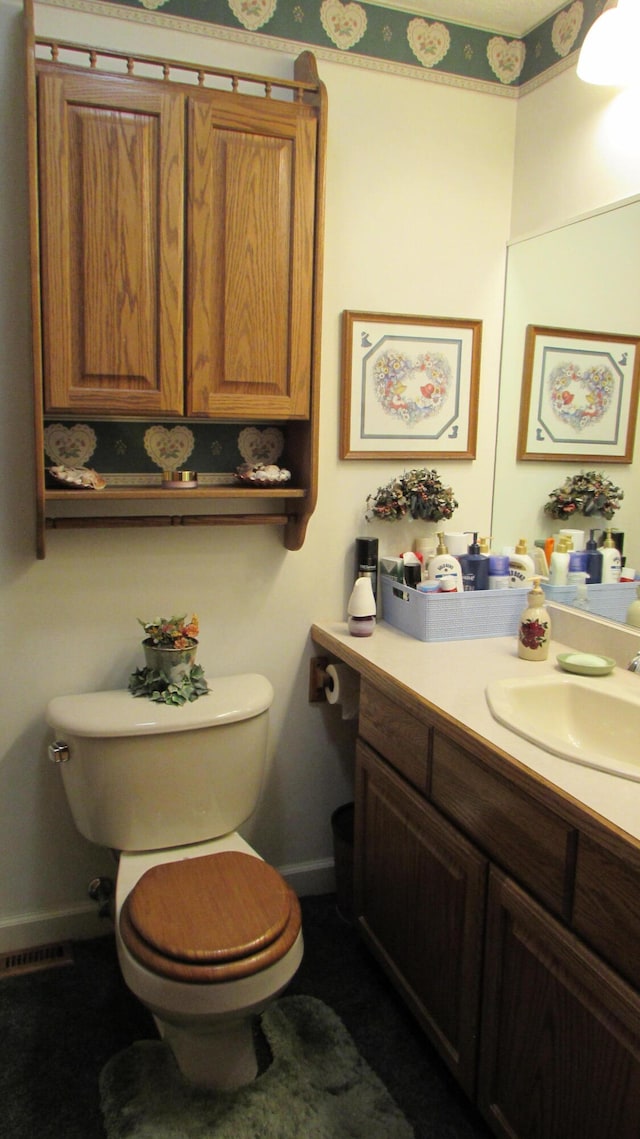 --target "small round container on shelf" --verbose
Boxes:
[162,471,198,489]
